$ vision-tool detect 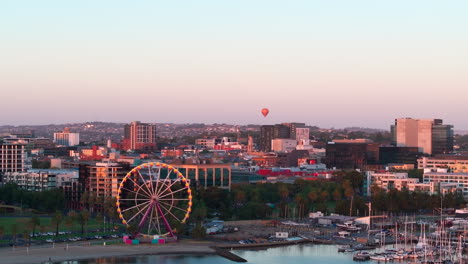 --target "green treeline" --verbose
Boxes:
[0,183,64,213]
